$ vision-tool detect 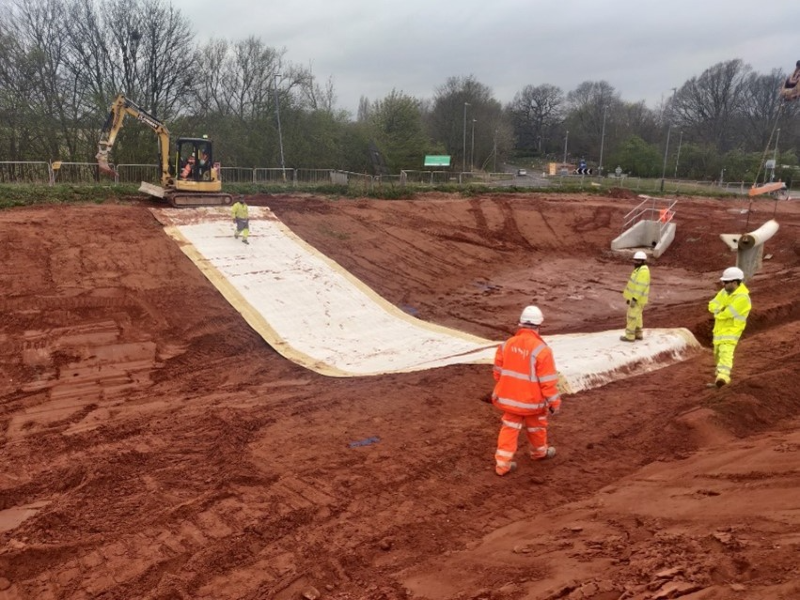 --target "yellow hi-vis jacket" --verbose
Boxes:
[708,283,751,345]
[623,264,650,306]
[492,328,561,416]
[231,201,249,220]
